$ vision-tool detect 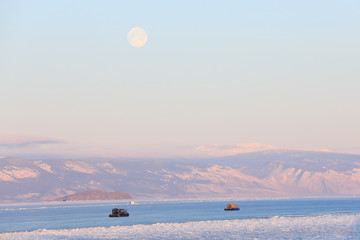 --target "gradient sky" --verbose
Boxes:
[0,0,359,157]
